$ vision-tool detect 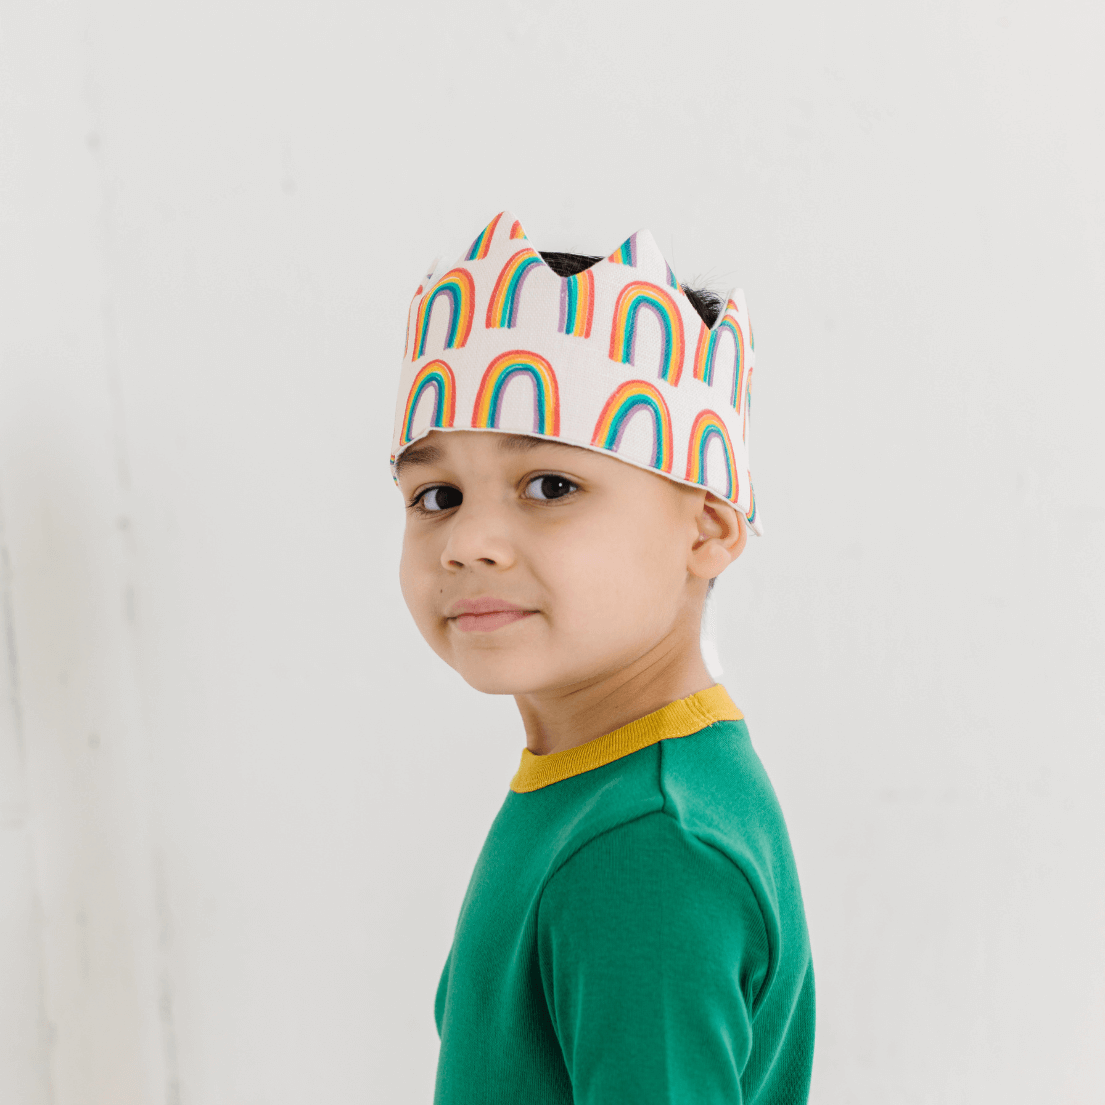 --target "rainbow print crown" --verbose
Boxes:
[390,211,761,535]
